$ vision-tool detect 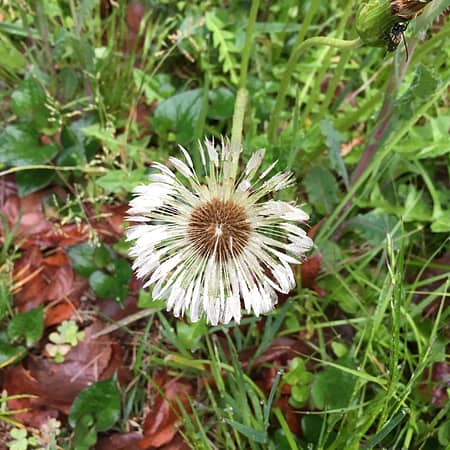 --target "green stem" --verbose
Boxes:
[0,165,107,177]
[229,0,259,181]
[267,36,362,144]
[239,0,260,90]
